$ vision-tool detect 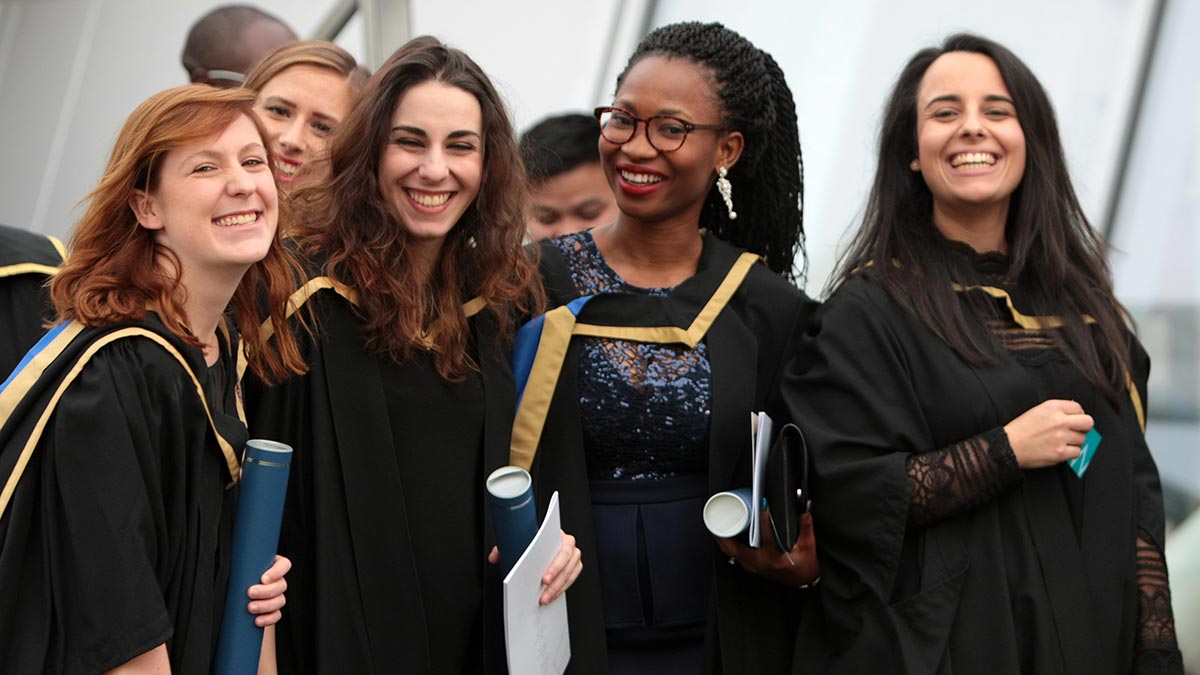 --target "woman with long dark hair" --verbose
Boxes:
[518,21,819,674]
[787,34,1181,673]
[244,36,581,673]
[0,84,303,673]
